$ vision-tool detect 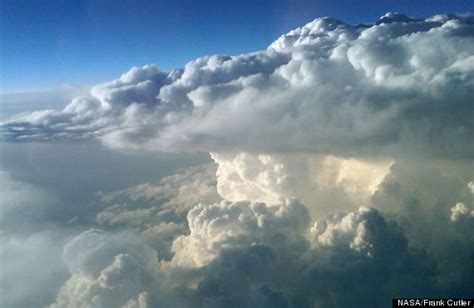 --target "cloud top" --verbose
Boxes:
[1,13,473,158]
